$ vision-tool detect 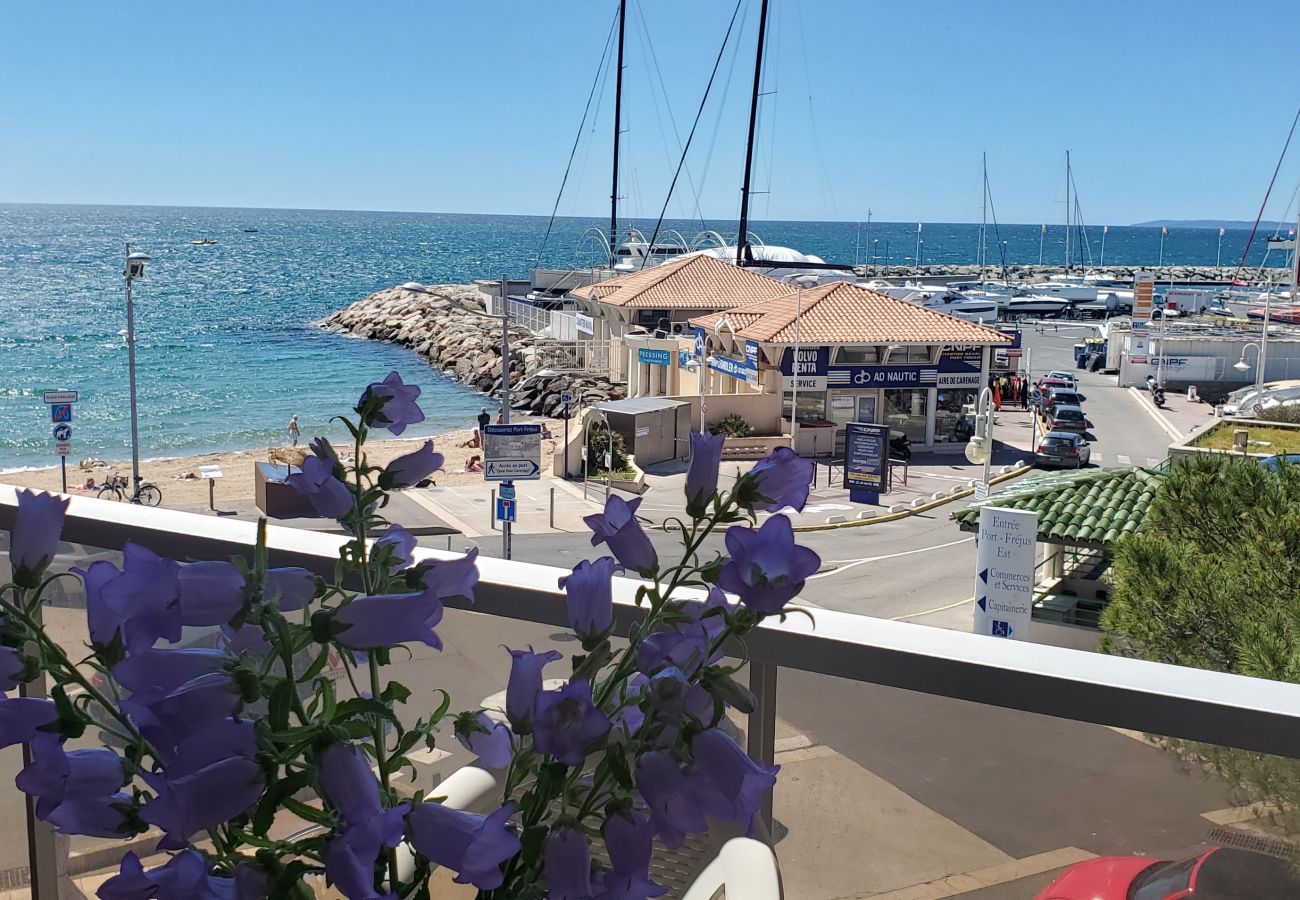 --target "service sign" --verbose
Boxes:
[972,506,1038,641]
[637,348,672,366]
[482,423,542,481]
[843,422,890,494]
[576,314,595,335]
[780,345,829,391]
